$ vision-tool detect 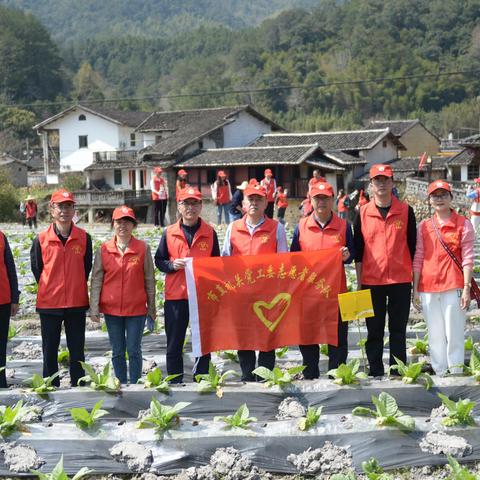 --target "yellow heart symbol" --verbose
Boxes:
[253,293,291,332]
